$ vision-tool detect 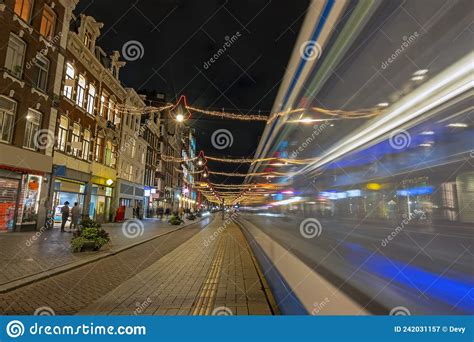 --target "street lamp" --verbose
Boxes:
[176,113,184,122]
[171,95,191,122]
